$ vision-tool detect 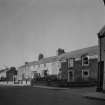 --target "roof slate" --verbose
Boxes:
[98,25,105,36]
[0,68,9,73]
[38,56,58,64]
[58,45,98,60]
